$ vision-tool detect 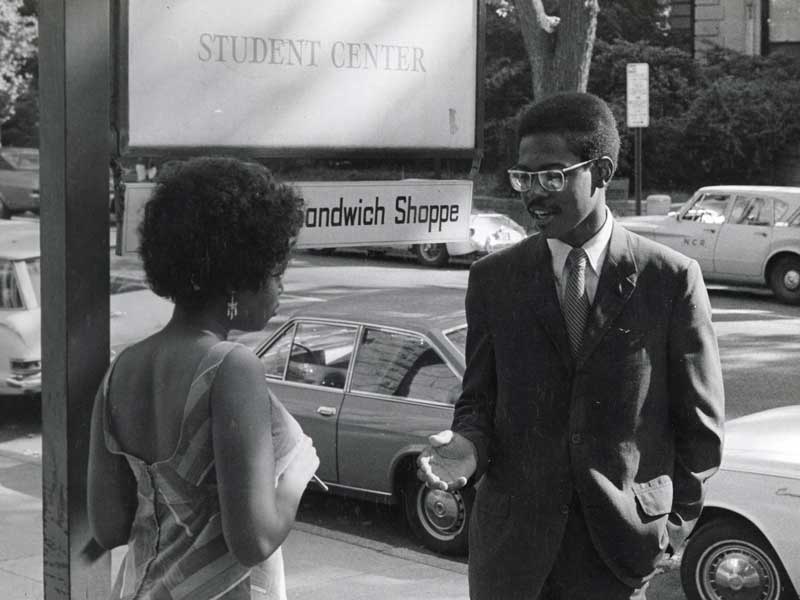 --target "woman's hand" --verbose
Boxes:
[278,435,320,492]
